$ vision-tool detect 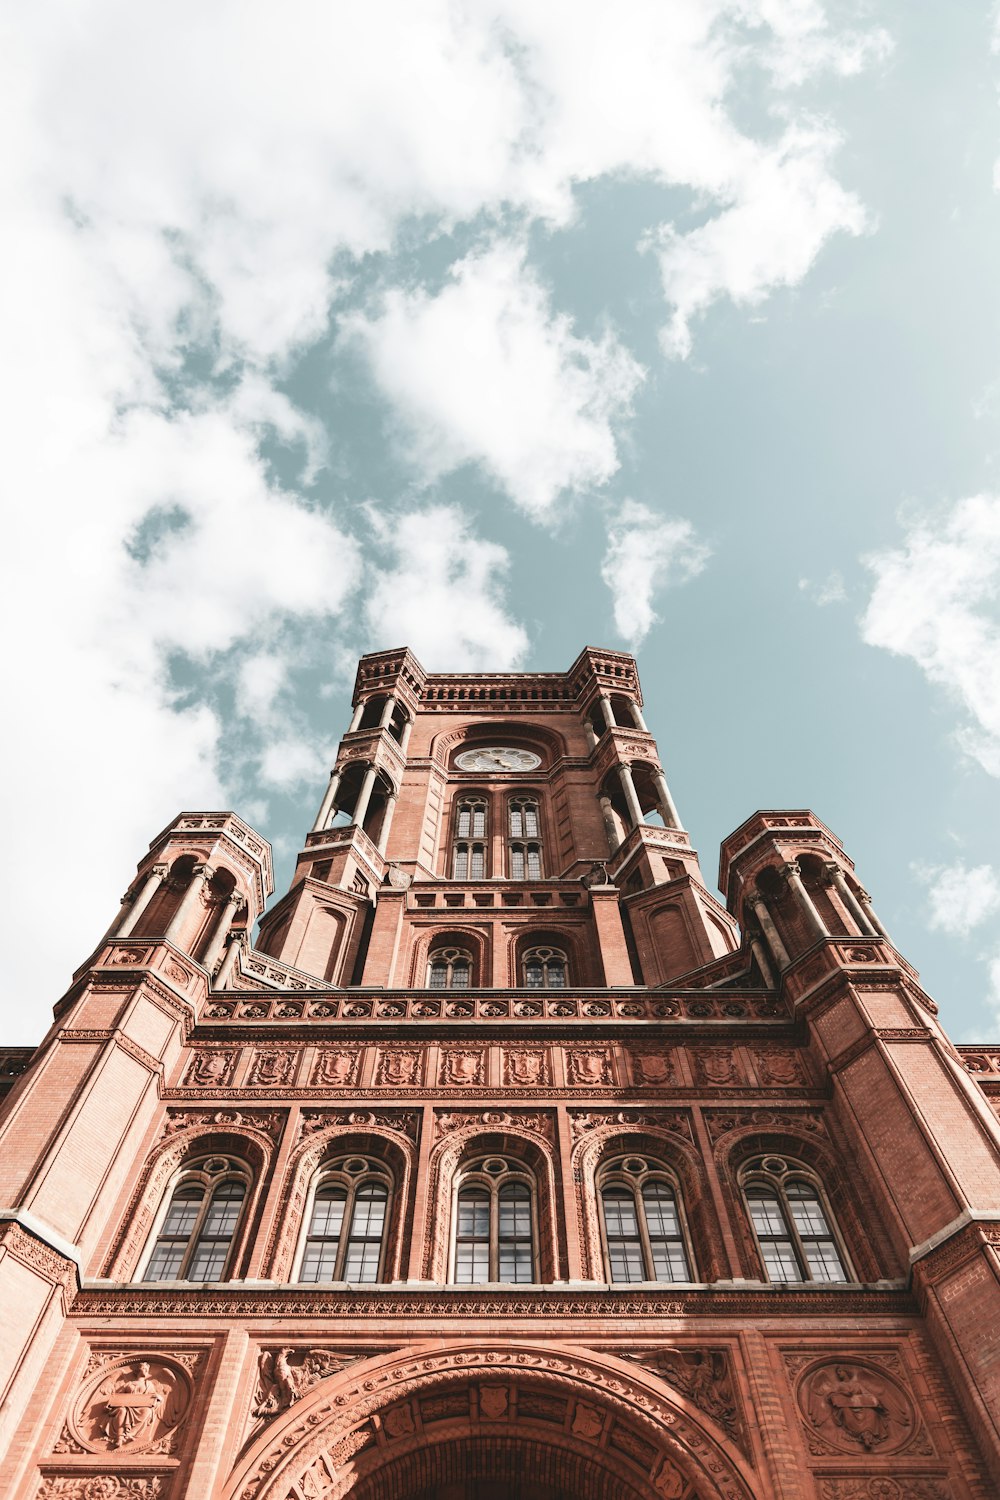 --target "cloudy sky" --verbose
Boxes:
[3,0,1000,1046]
